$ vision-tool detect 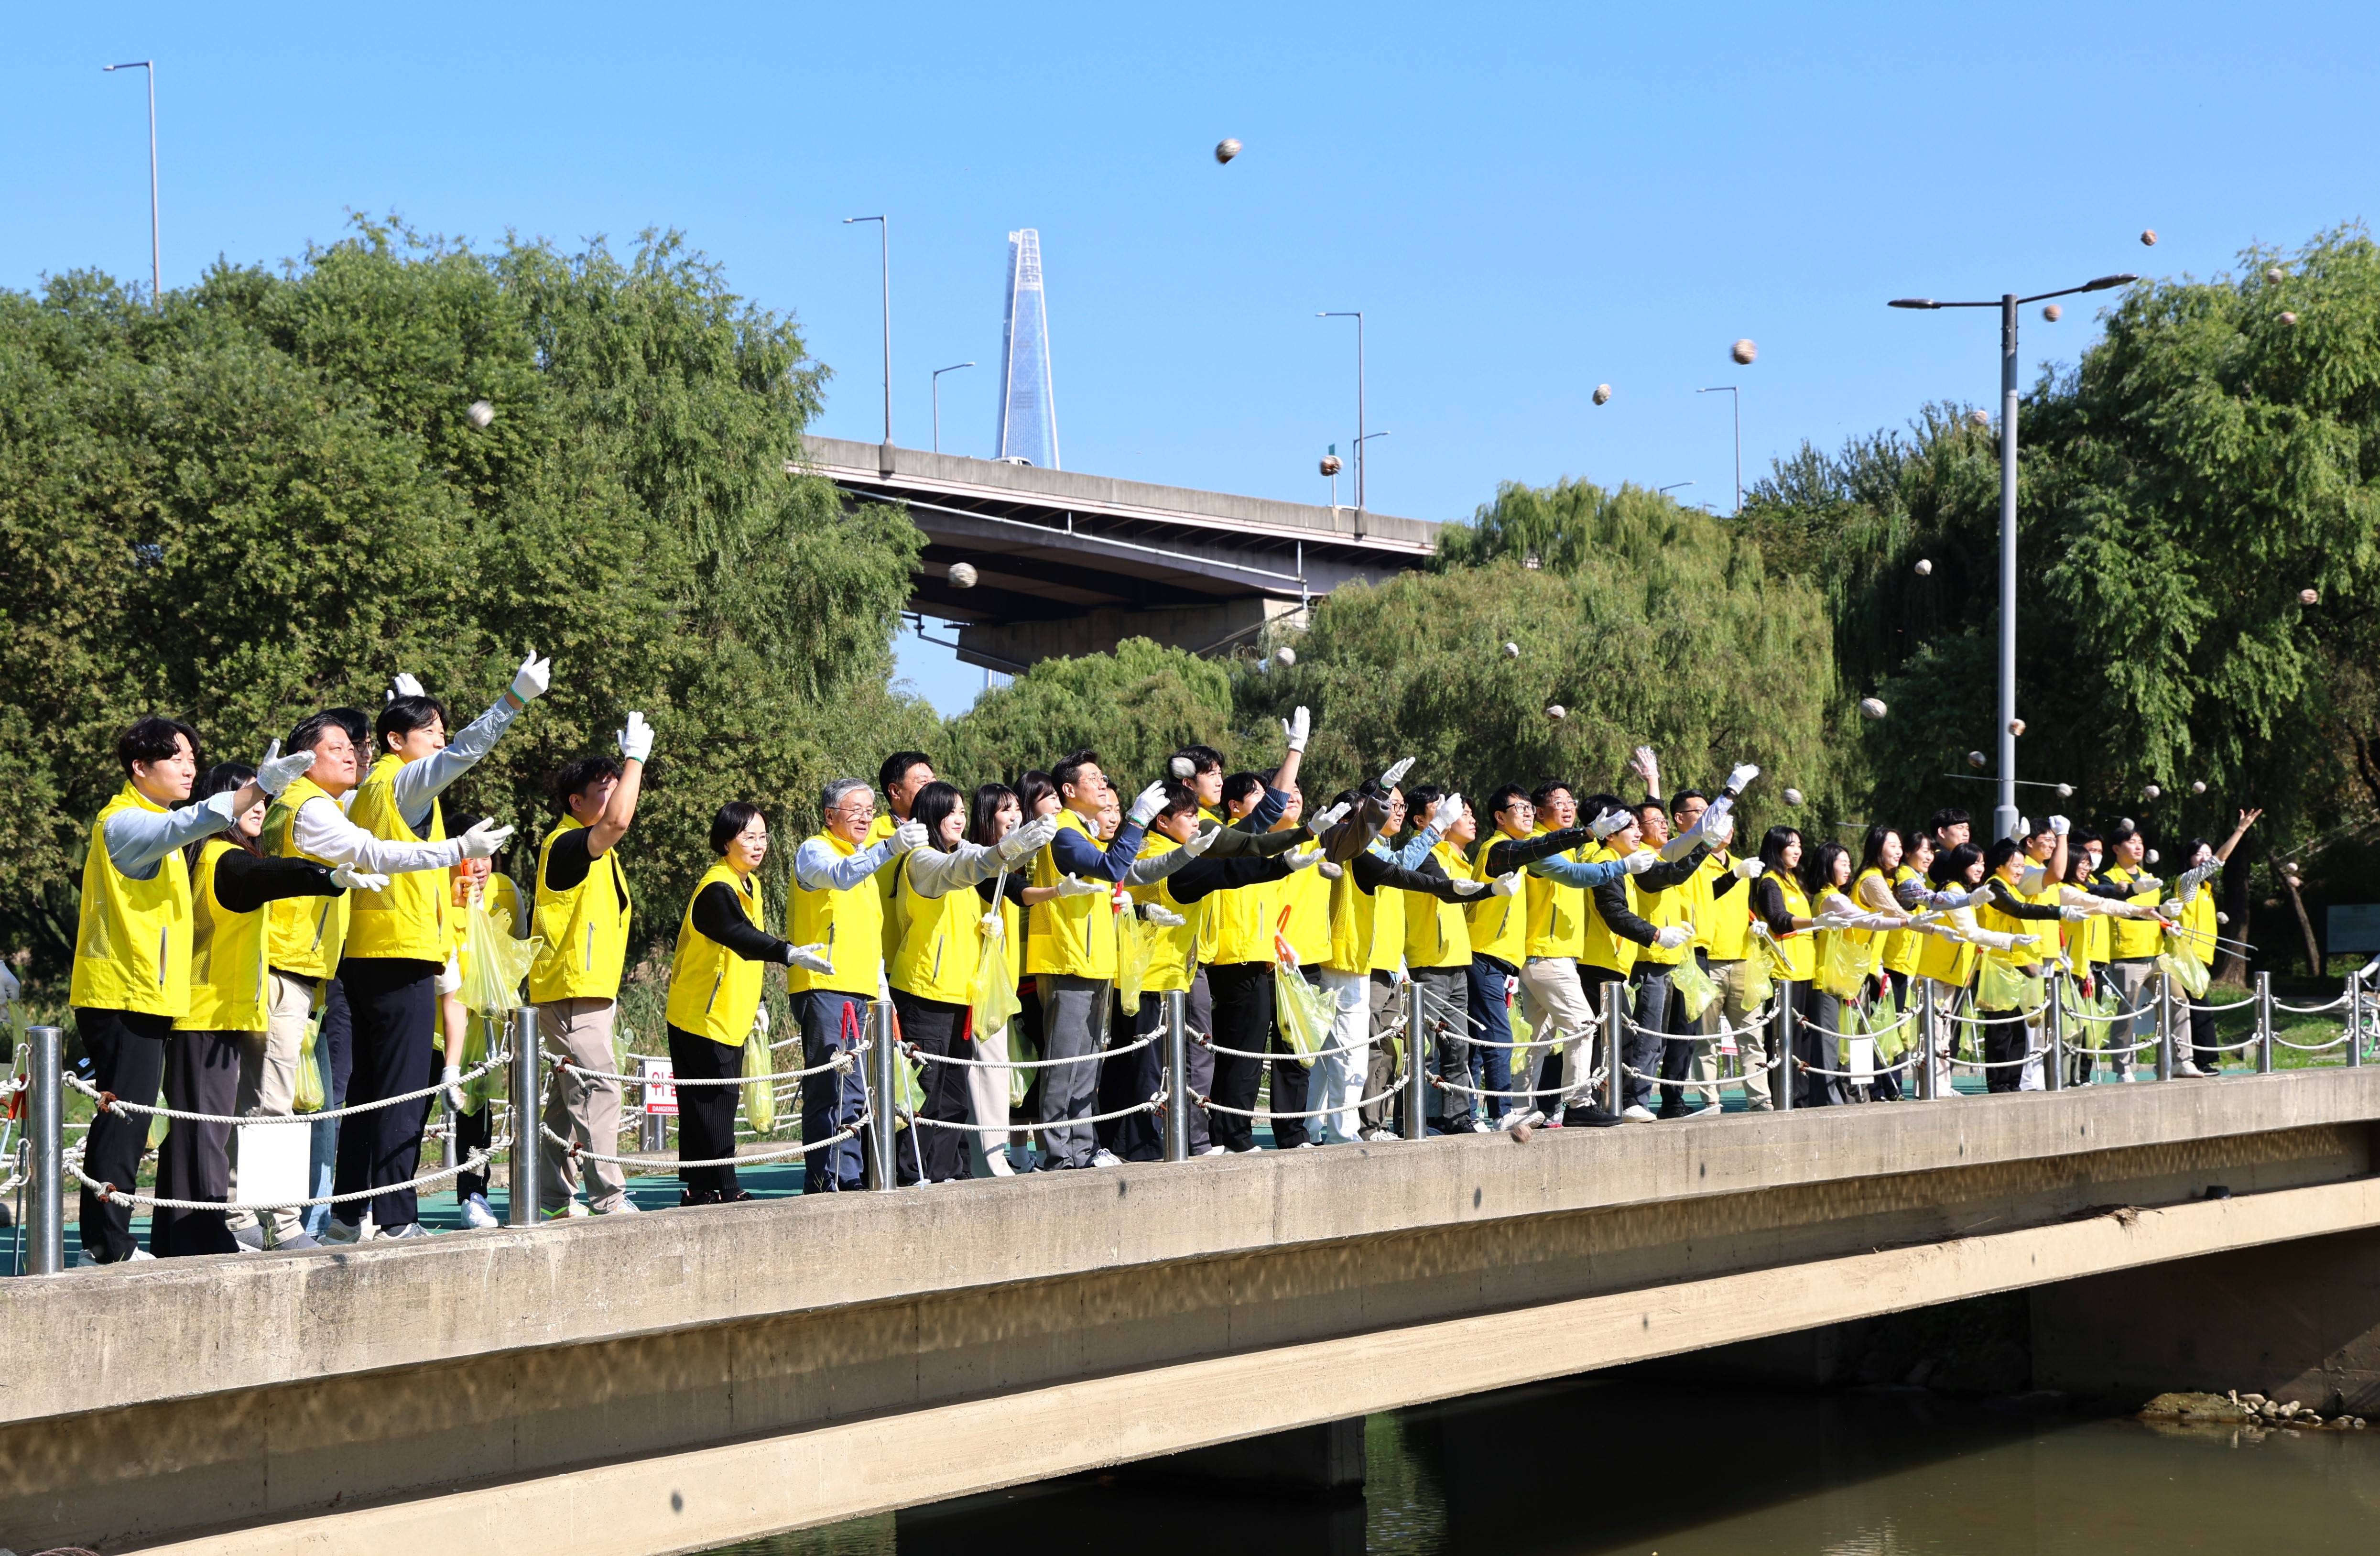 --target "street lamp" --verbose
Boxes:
[1695,386,1741,515]
[1318,312,1366,511]
[1888,271,2137,842]
[1659,480,1695,495]
[844,216,891,446]
[103,61,160,302]
[931,361,974,455]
